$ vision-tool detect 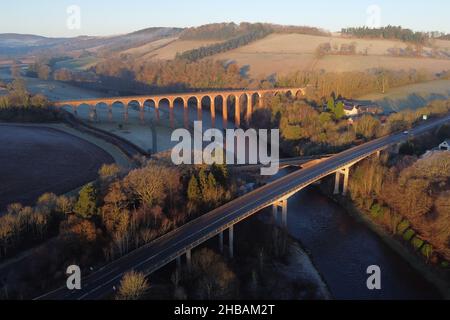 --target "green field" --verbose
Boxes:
[54,56,101,71]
